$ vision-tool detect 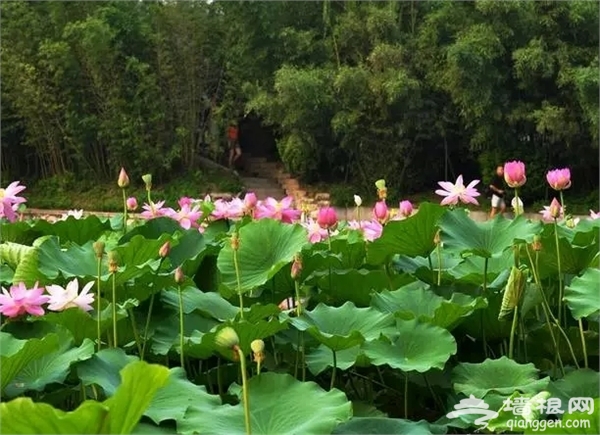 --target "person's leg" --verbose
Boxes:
[490,195,500,218]
[228,140,234,168]
[233,145,242,164]
[499,199,506,215]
